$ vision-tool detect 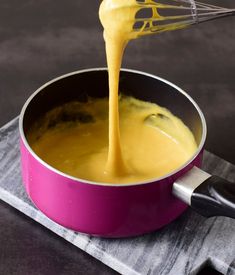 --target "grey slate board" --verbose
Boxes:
[0,117,234,275]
